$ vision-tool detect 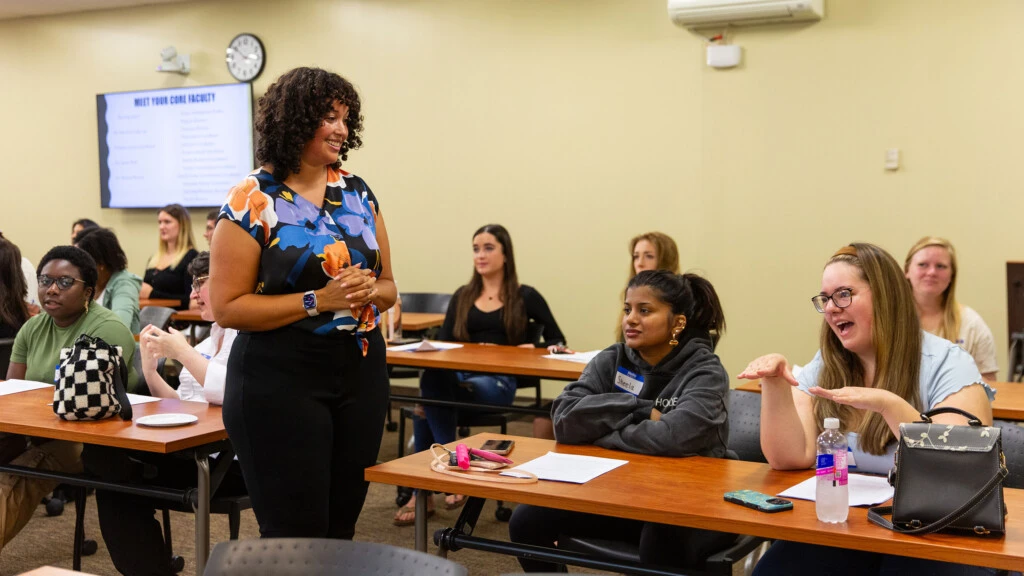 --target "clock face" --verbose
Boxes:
[226,33,265,82]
